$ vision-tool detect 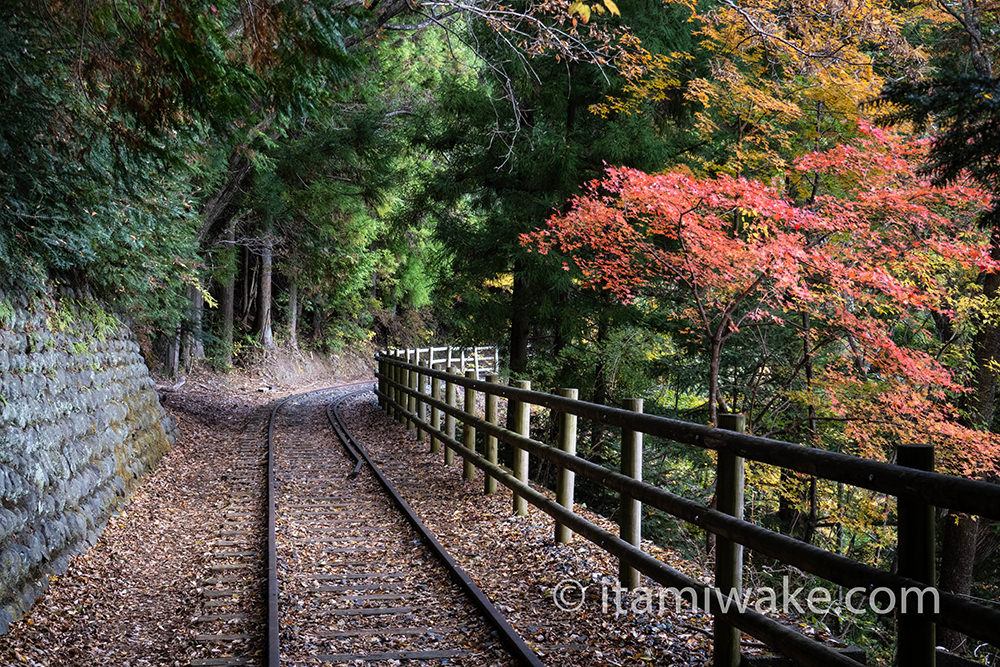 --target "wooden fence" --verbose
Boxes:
[375,349,1000,667]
